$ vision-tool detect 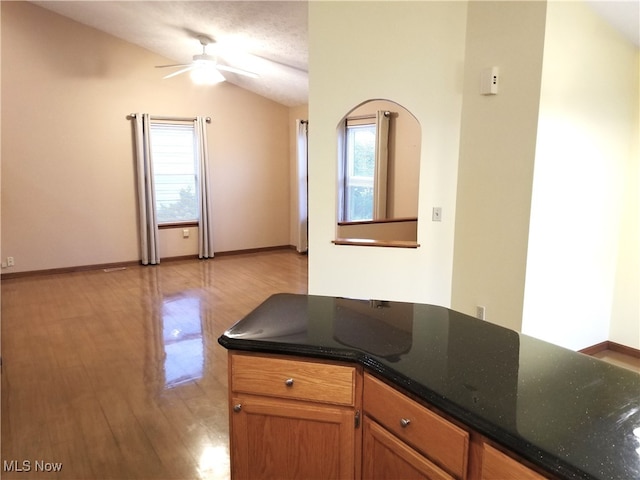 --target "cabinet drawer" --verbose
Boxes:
[481,444,546,480]
[231,353,356,406]
[364,374,469,479]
